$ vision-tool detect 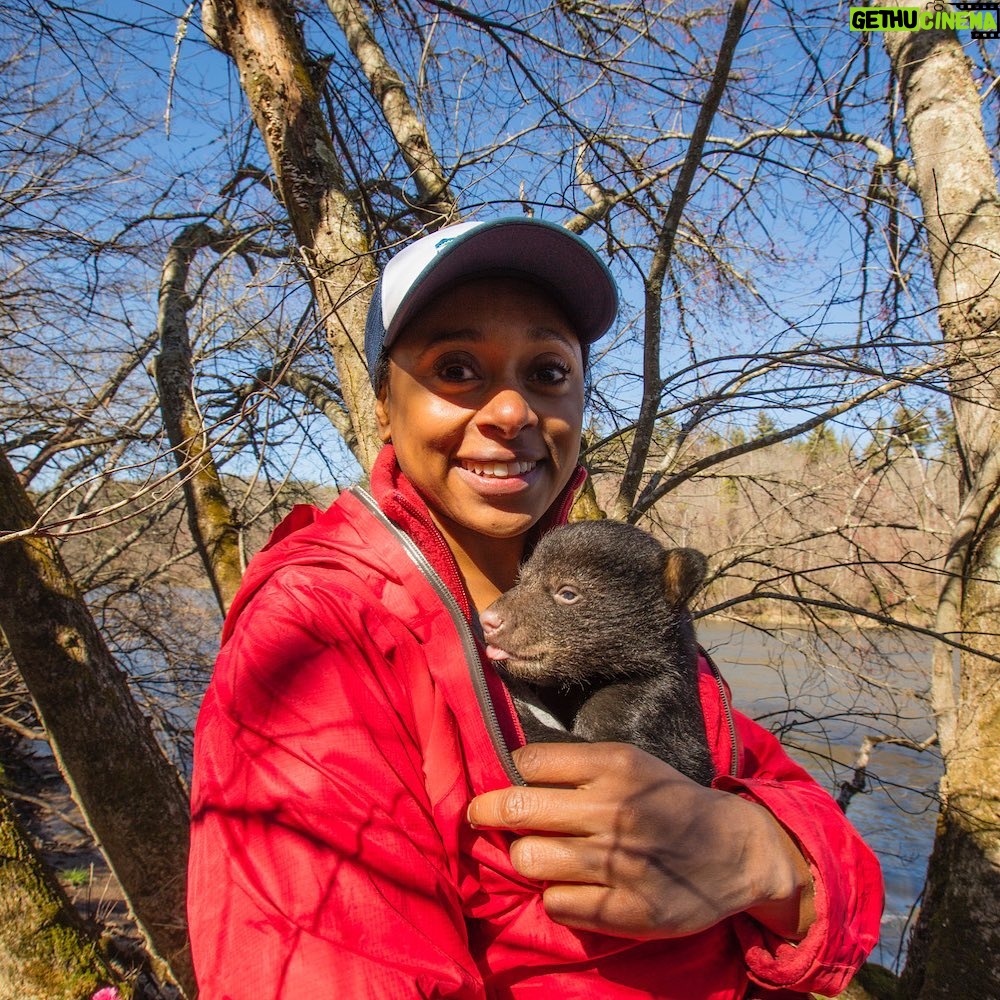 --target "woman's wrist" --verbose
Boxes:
[732,794,816,940]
